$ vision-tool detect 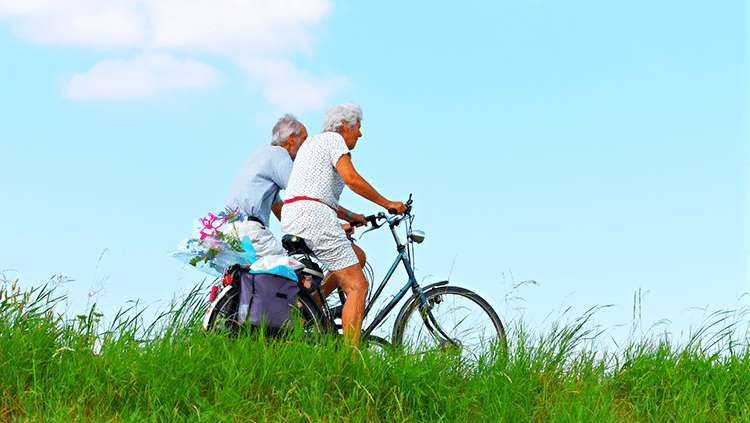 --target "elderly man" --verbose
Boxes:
[281,102,406,347]
[224,114,307,258]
